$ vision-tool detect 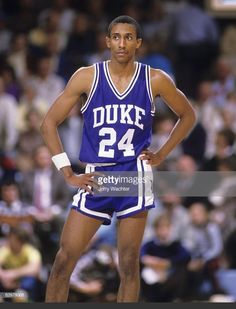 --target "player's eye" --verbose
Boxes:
[126,35,133,40]
[112,34,119,40]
